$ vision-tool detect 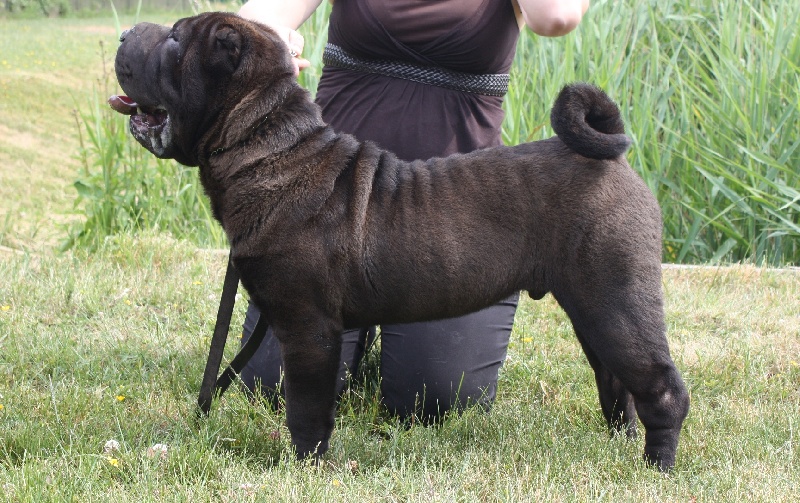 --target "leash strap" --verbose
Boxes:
[197,254,269,415]
[211,311,269,401]
[197,254,240,414]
